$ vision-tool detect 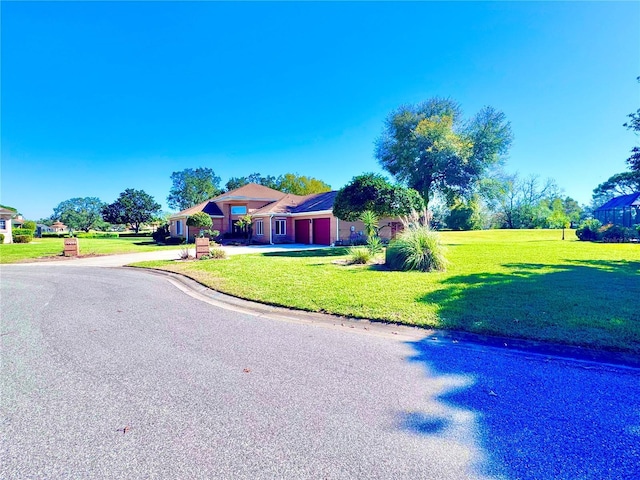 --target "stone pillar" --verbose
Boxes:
[63,238,79,257]
[195,237,210,259]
